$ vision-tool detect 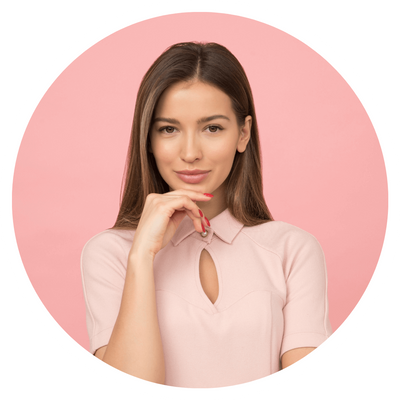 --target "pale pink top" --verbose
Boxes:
[81,208,332,388]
